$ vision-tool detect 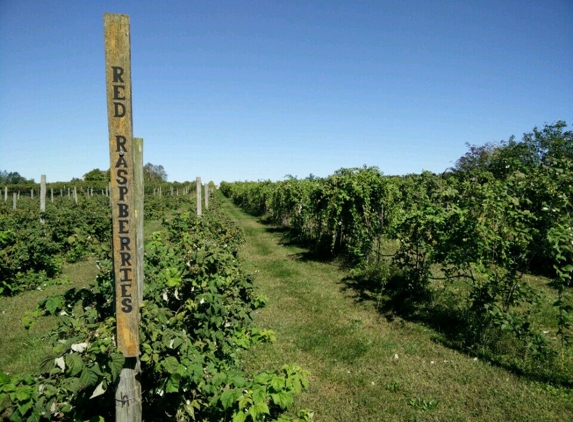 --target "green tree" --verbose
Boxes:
[83,168,107,182]
[0,170,29,184]
[143,163,168,182]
